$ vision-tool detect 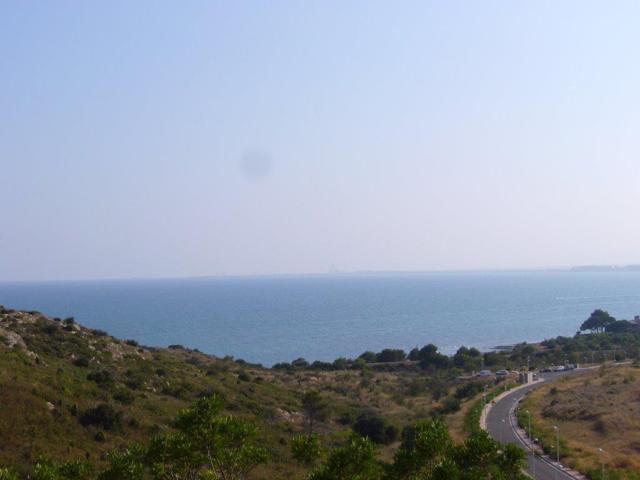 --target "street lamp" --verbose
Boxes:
[598,447,605,480]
